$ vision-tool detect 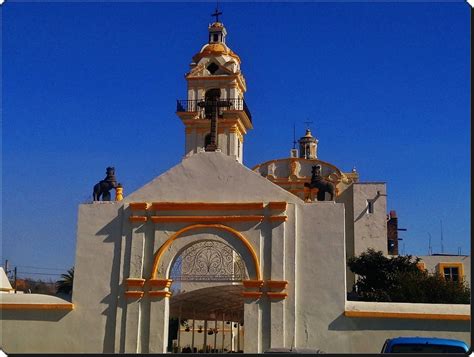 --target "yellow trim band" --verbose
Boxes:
[267,202,287,210]
[151,224,261,281]
[150,202,264,211]
[148,279,173,288]
[129,216,148,223]
[266,292,288,299]
[151,215,264,223]
[129,202,149,210]
[125,291,144,299]
[344,310,470,321]
[267,280,288,290]
[125,278,146,288]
